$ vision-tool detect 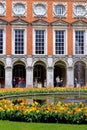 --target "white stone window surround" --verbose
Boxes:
[0,25,6,55]
[73,3,86,18]
[73,28,87,55]
[33,2,47,17]
[53,2,67,18]
[33,26,47,55]
[53,27,67,55]
[12,1,27,16]
[0,1,6,16]
[12,25,27,55]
